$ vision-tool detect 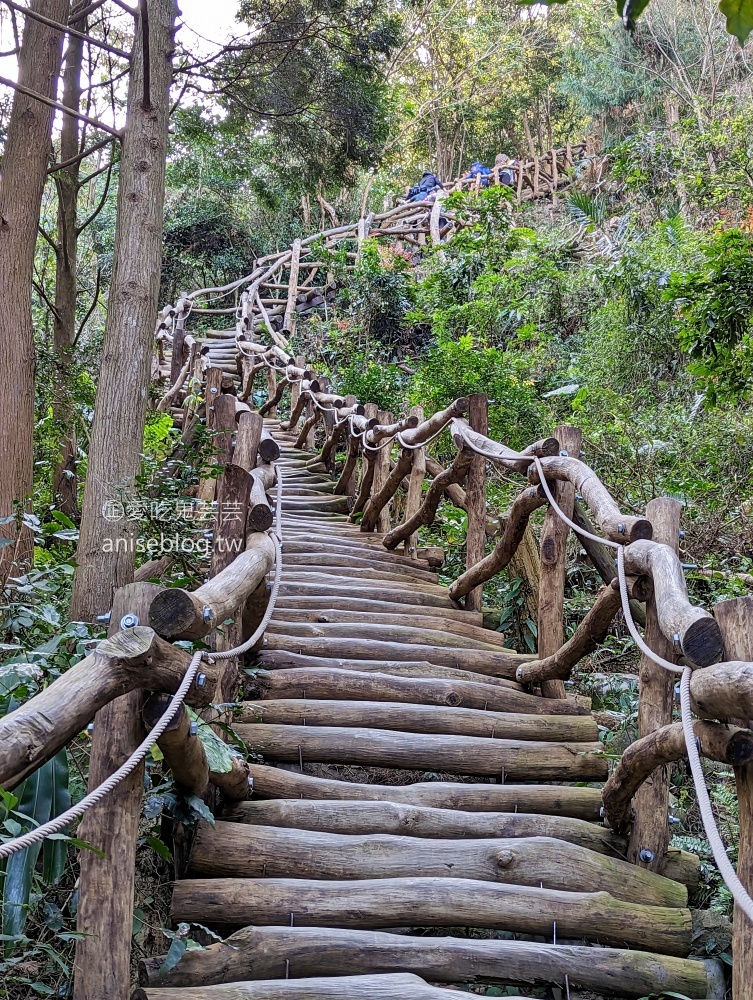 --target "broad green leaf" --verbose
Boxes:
[2,761,55,946]
[719,0,753,44]
[42,752,72,885]
[188,710,235,774]
[158,937,187,976]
